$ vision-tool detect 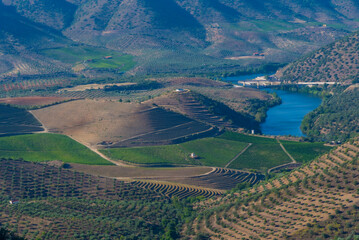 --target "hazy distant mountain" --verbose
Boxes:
[2,0,359,74]
[0,3,70,76]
